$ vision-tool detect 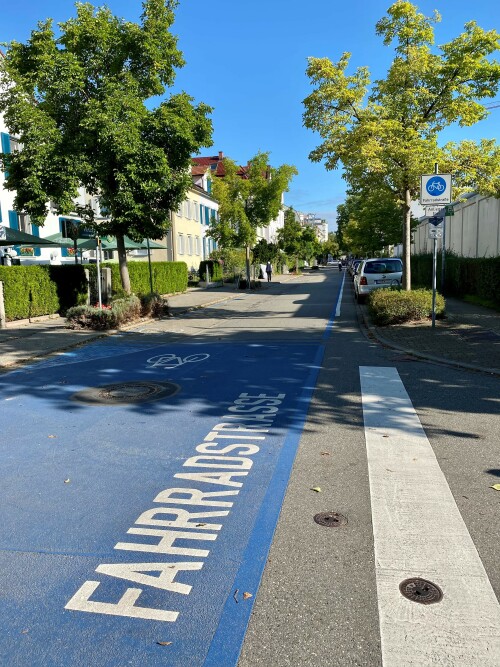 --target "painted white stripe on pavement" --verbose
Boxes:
[335,273,345,317]
[360,366,500,666]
